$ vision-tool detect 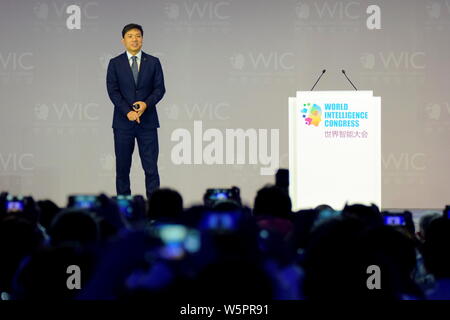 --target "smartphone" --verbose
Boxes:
[68,195,99,209]
[275,168,289,189]
[113,195,134,219]
[383,214,406,226]
[203,187,241,207]
[443,205,450,219]
[6,195,25,213]
[153,224,201,260]
[207,189,230,200]
[200,211,240,232]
